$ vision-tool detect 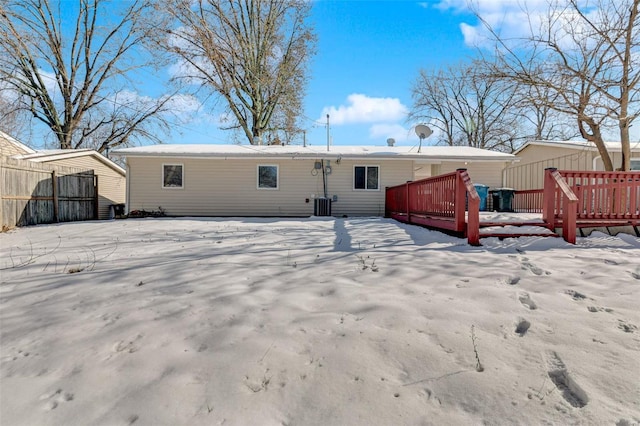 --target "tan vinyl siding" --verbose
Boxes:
[505,145,597,189]
[39,156,125,220]
[516,144,592,164]
[437,161,507,188]
[328,160,413,217]
[1,136,31,157]
[127,157,414,217]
